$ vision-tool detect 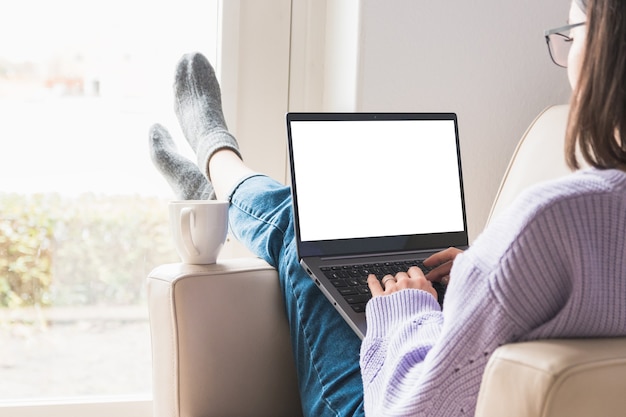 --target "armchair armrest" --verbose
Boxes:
[147,258,303,417]
[476,338,626,417]
[147,258,626,417]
